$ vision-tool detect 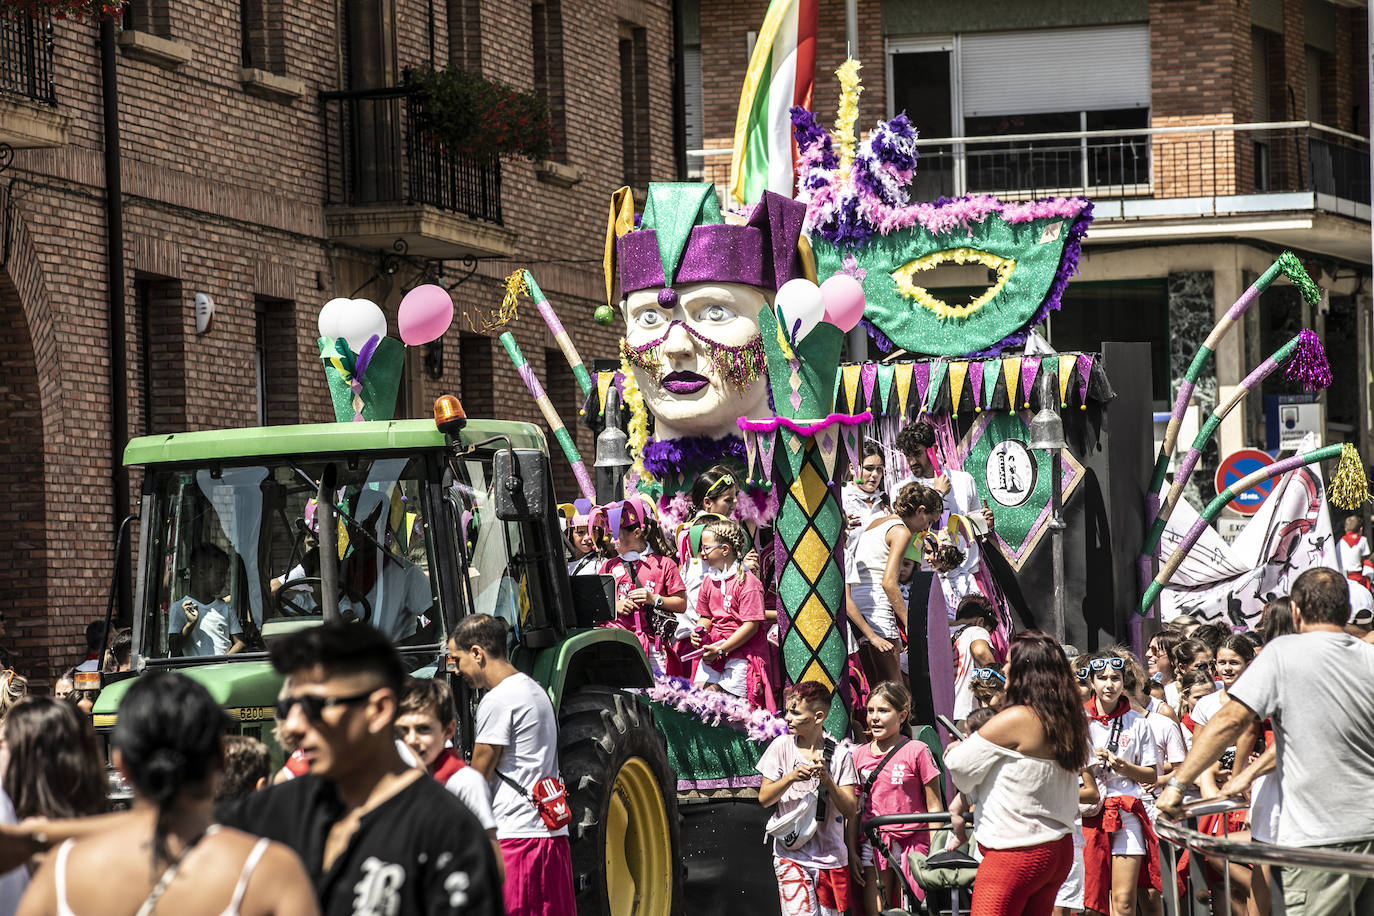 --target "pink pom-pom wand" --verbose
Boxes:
[1285,329,1333,391]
